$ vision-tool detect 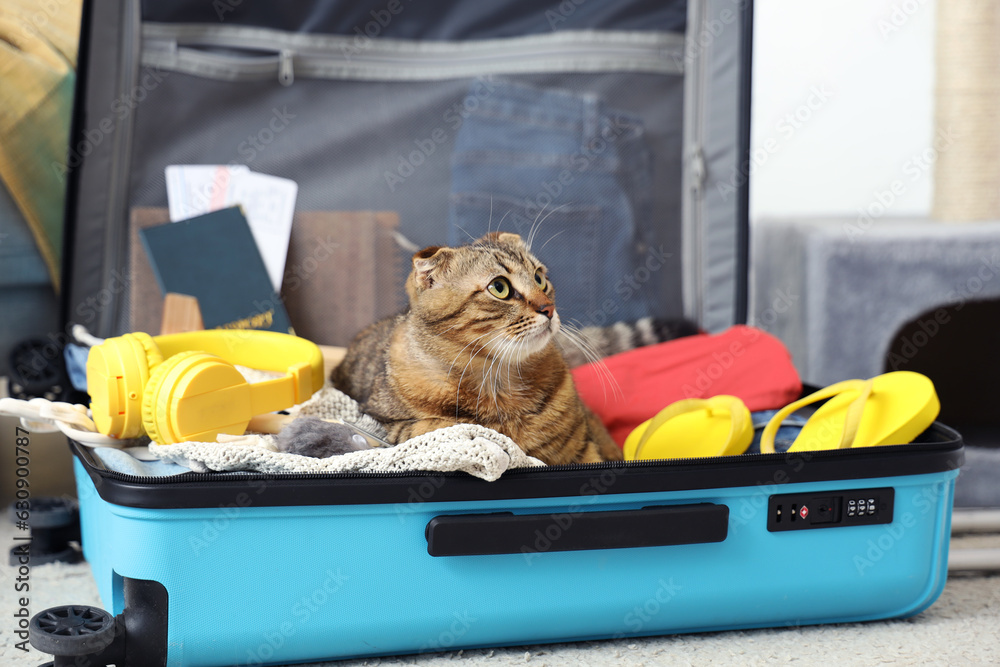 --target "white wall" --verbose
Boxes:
[750,0,937,222]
